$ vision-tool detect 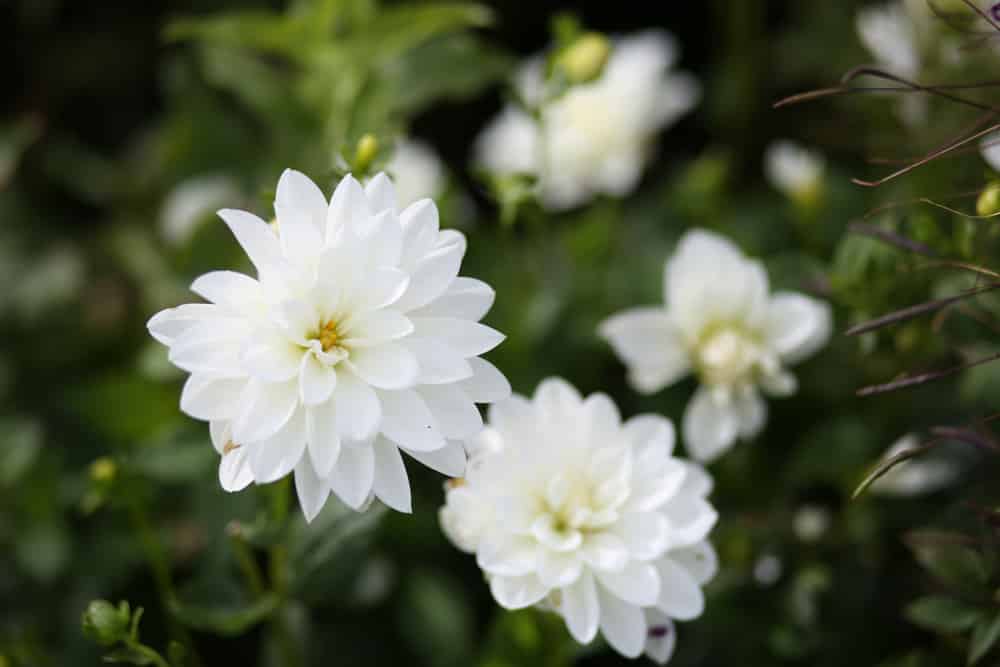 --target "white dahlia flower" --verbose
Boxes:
[475,30,698,211]
[440,378,718,662]
[599,229,831,463]
[148,170,510,520]
[384,138,446,208]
